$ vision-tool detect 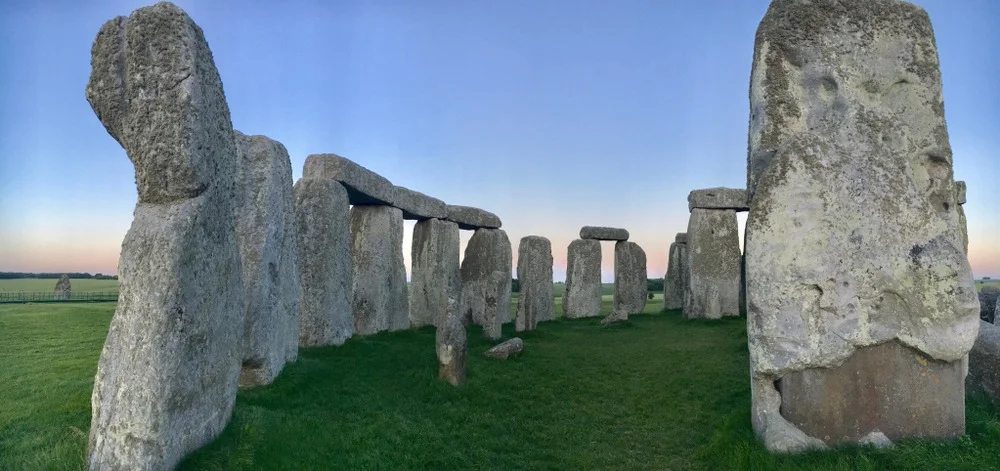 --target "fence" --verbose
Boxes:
[0,291,119,304]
